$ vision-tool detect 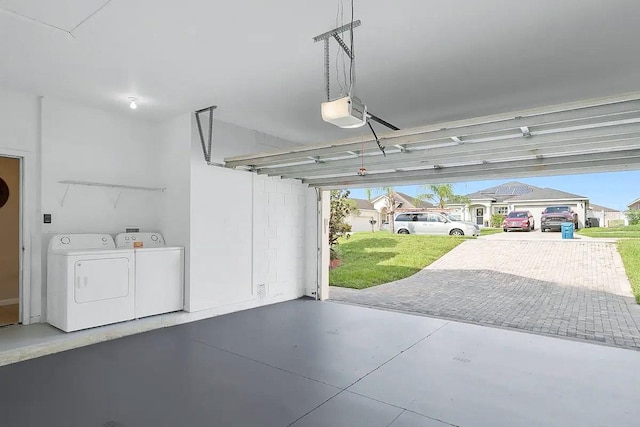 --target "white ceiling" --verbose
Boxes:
[1,0,639,145]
